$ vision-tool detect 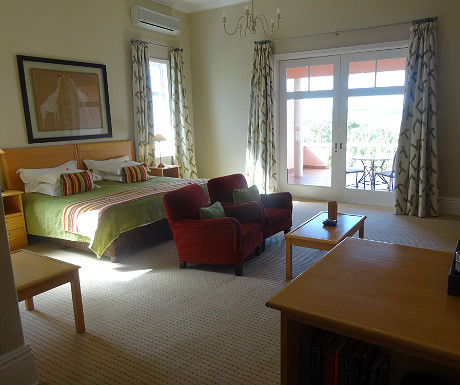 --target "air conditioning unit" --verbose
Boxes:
[131,5,180,35]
